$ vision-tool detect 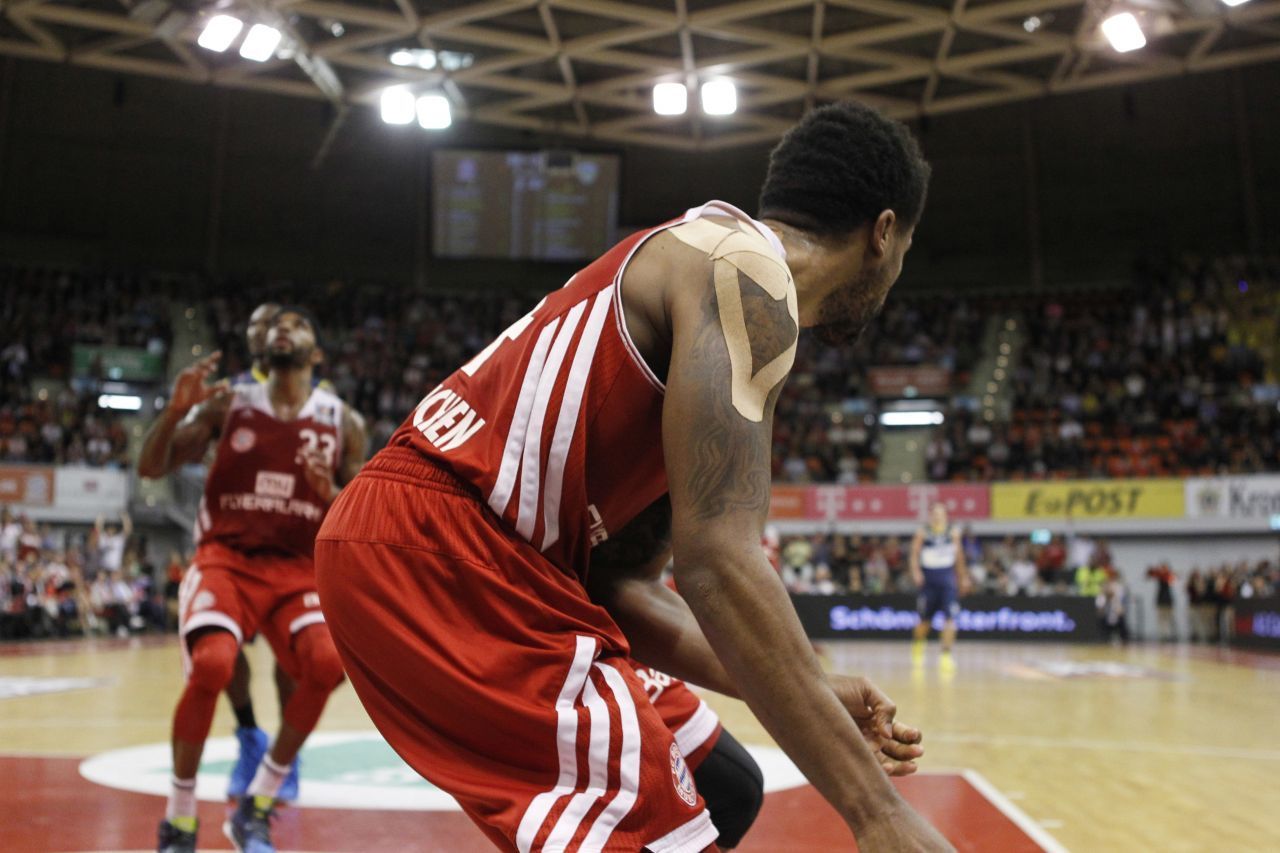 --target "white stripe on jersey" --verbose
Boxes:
[539,286,615,552]
[515,635,598,853]
[516,301,588,541]
[489,319,562,517]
